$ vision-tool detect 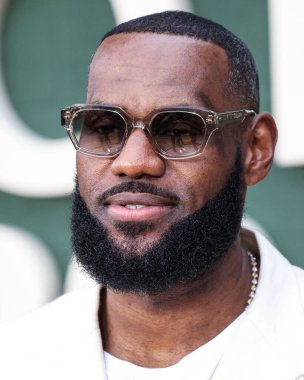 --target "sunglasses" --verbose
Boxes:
[61,104,255,159]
